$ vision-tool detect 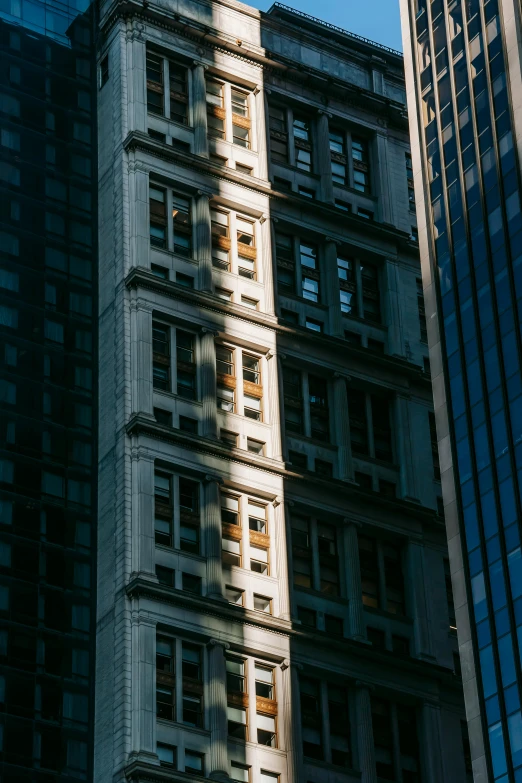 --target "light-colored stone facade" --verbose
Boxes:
[95,1,468,781]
